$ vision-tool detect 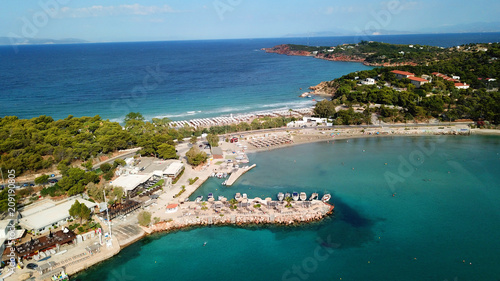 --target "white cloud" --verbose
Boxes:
[58,4,177,18]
